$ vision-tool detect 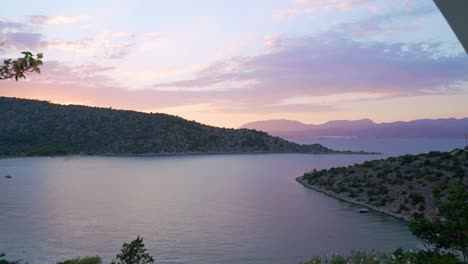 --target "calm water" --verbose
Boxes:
[0,139,463,264]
